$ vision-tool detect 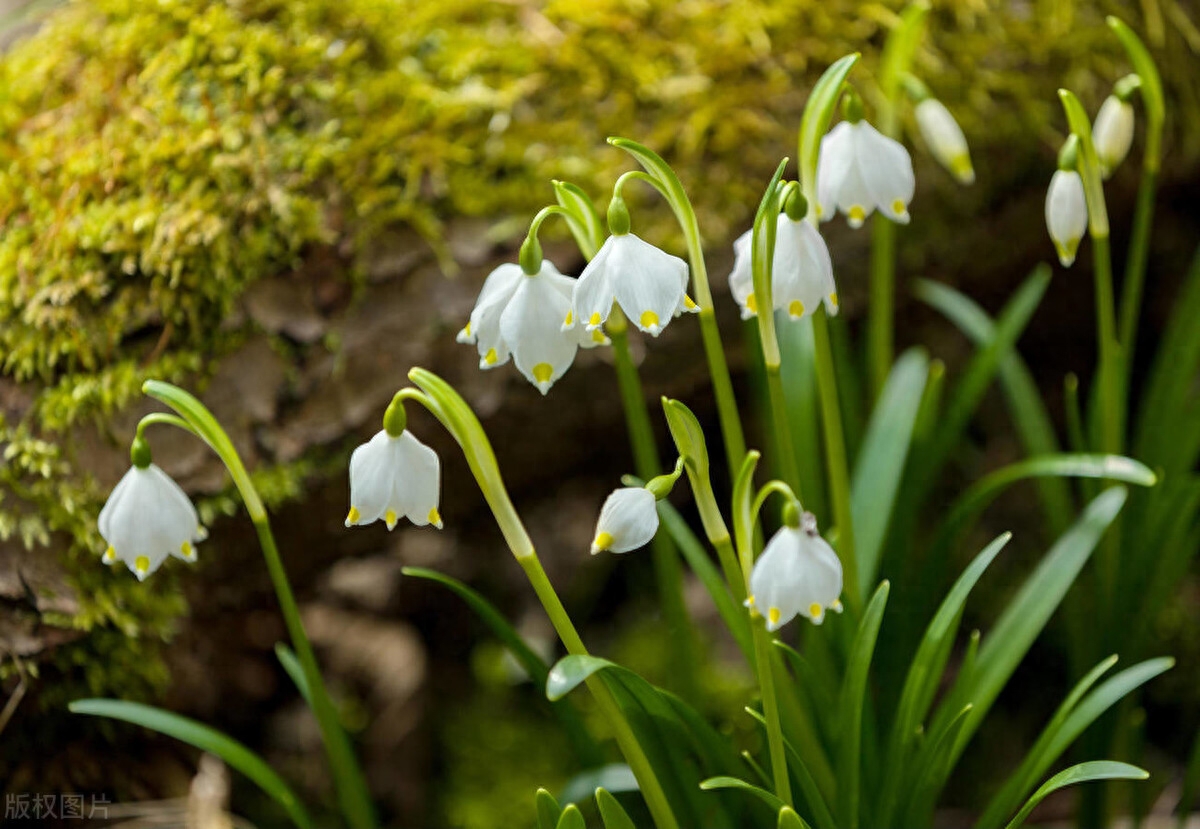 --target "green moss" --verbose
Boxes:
[1,0,1194,746]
